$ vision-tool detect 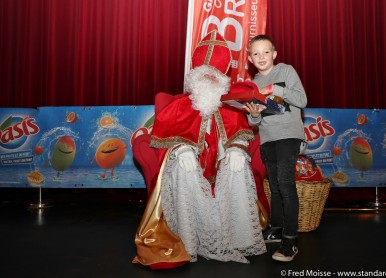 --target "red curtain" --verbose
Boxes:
[265,0,386,109]
[1,0,385,109]
[0,0,188,107]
